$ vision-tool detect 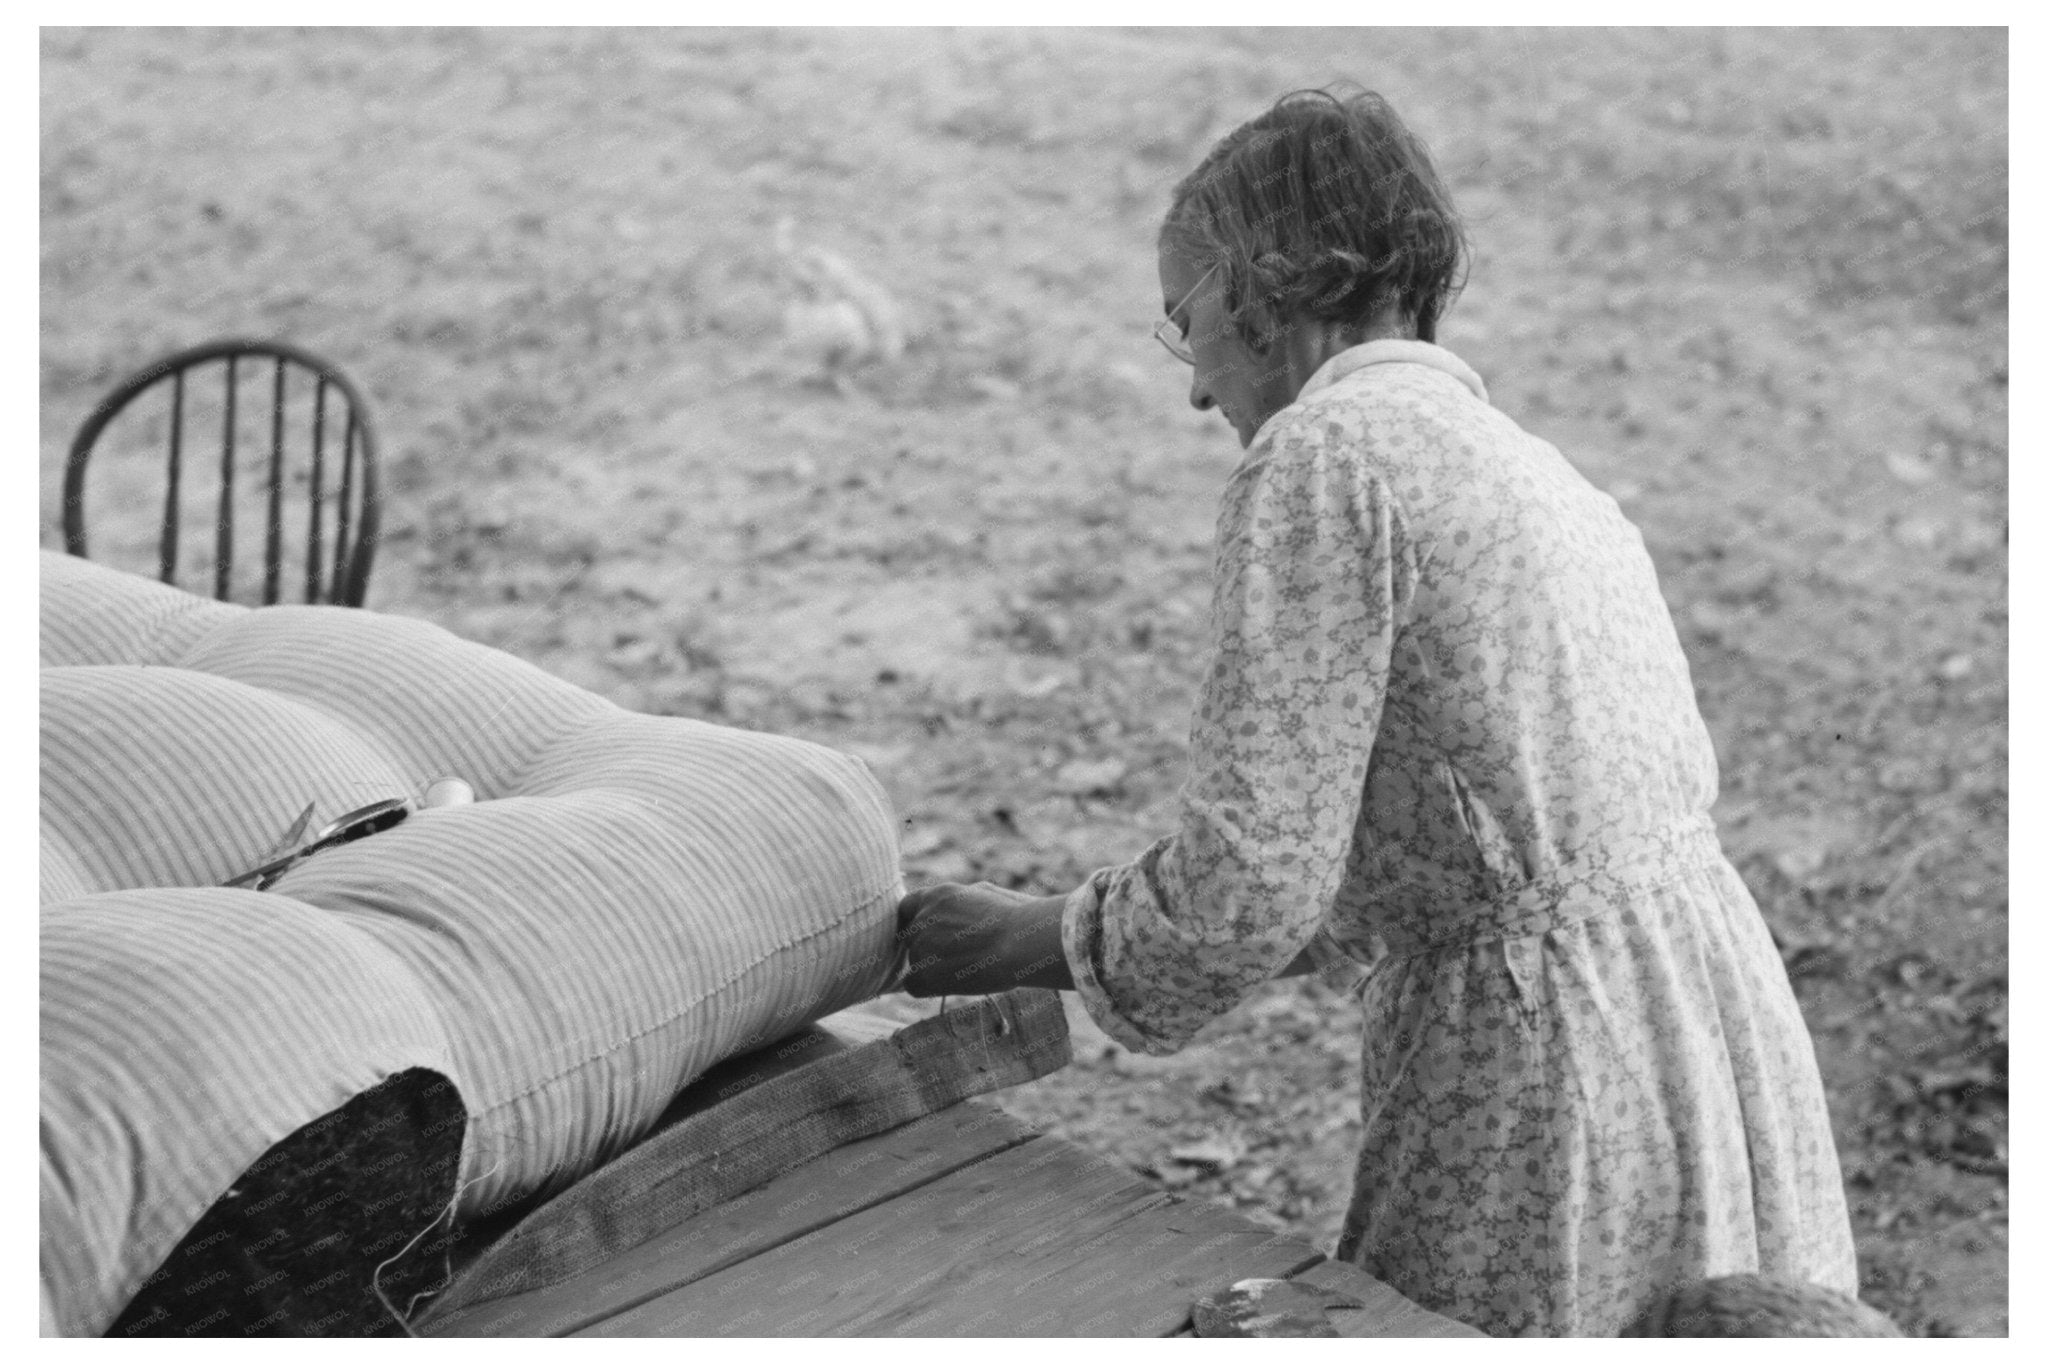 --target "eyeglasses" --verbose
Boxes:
[1152,262,1221,365]
[223,796,412,891]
